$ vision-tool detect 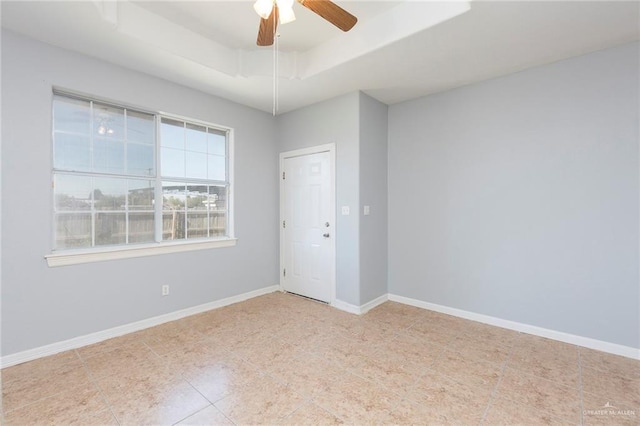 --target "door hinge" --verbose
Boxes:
[283,268,286,277]
[282,171,285,180]
[283,220,286,229]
